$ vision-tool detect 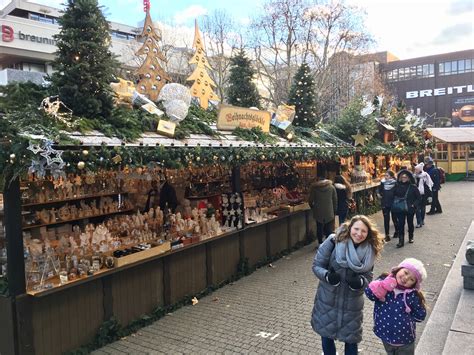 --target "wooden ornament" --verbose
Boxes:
[186,20,219,109]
